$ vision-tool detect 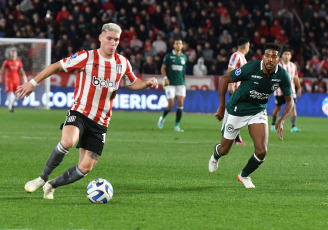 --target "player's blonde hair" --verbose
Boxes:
[101,23,122,34]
